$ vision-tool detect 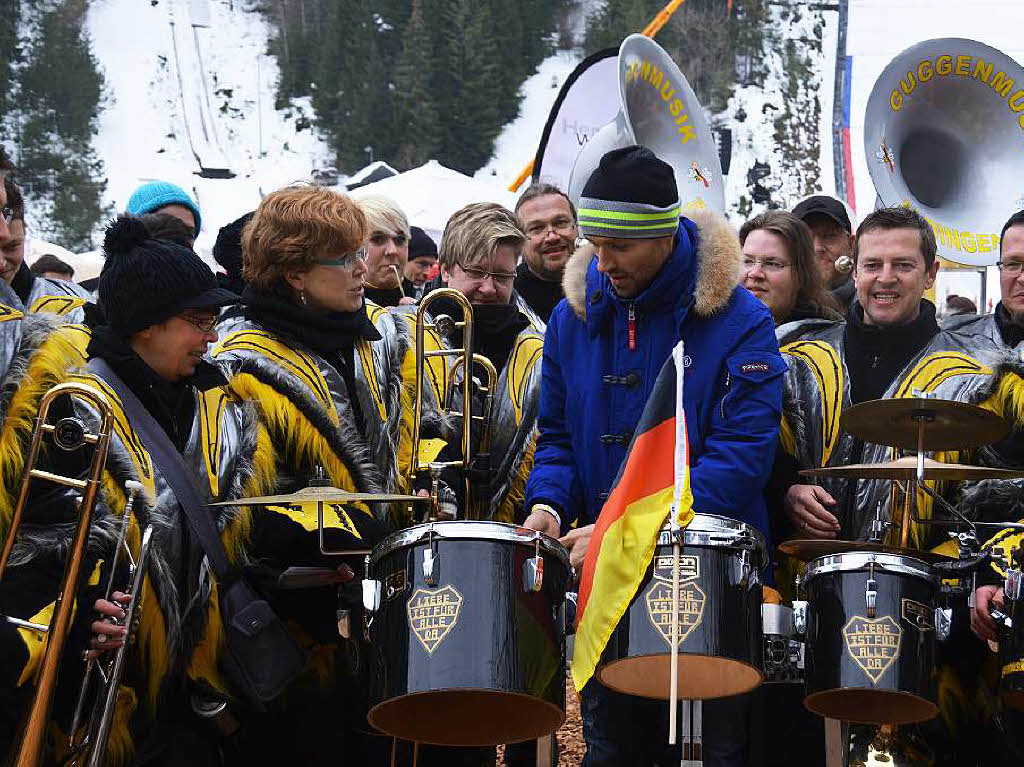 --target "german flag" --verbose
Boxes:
[571,345,693,691]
